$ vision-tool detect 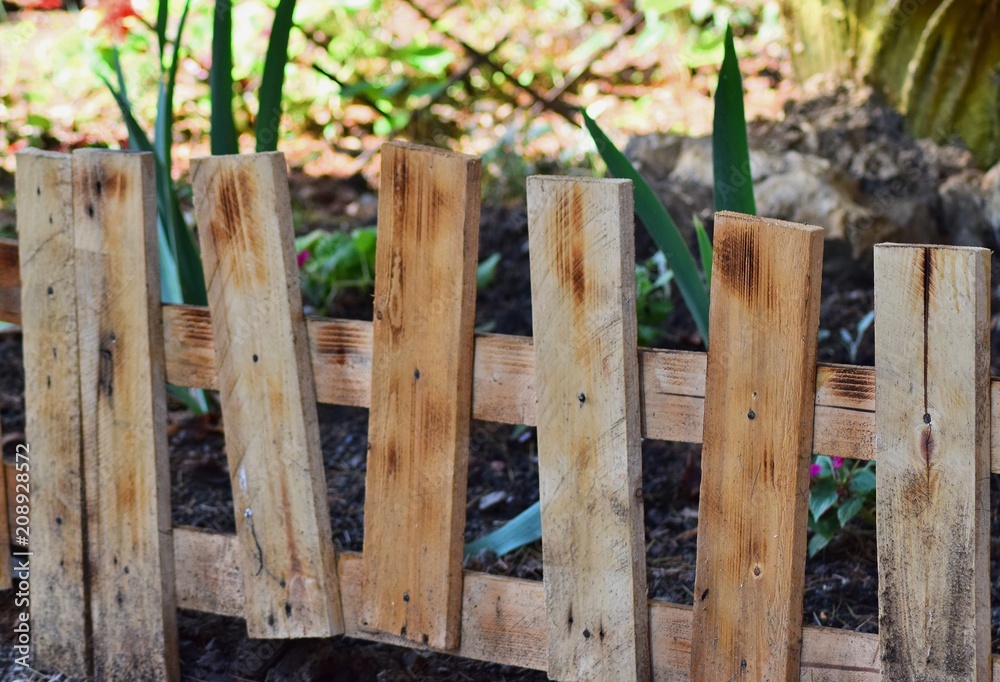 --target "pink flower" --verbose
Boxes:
[297,249,310,268]
[809,464,822,477]
[831,457,844,469]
